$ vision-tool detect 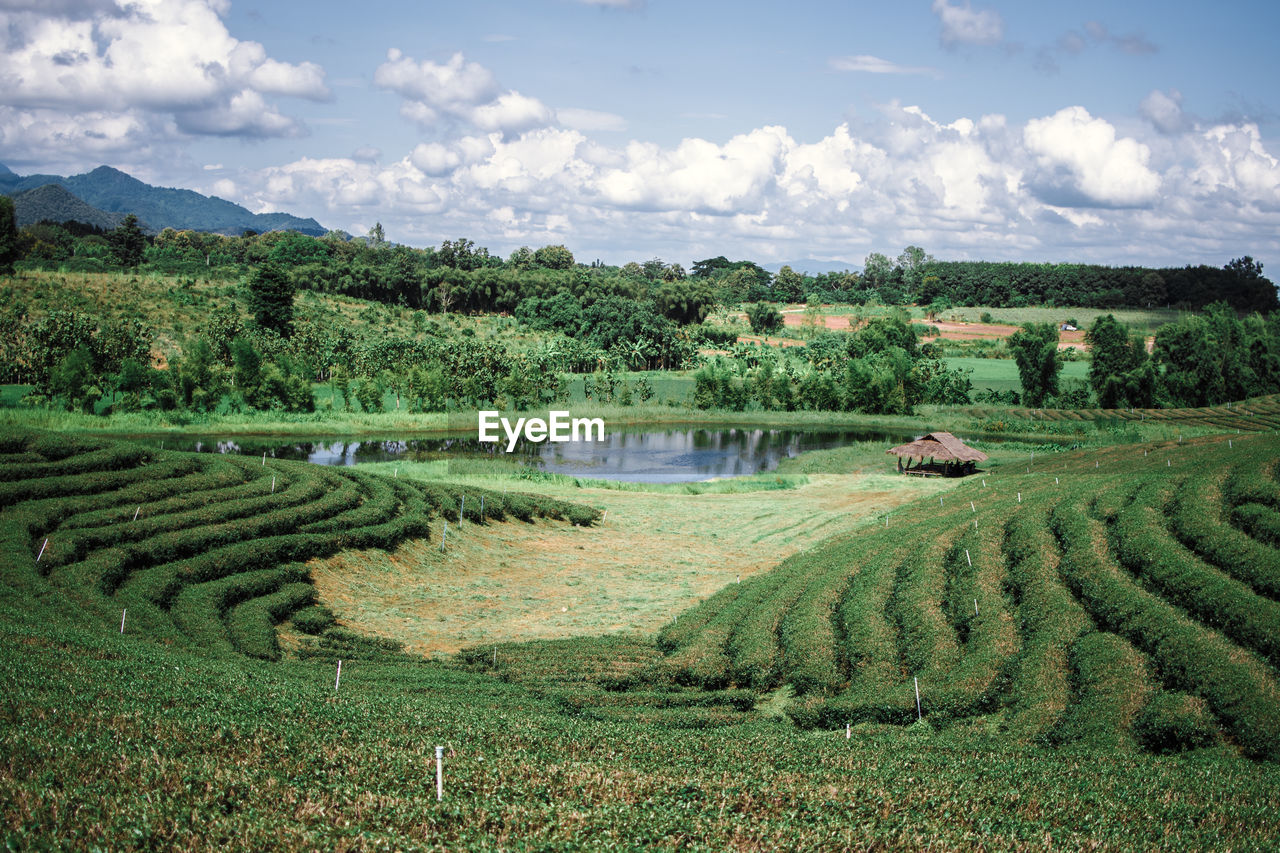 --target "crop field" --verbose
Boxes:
[3,424,1280,848]
[642,431,1280,759]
